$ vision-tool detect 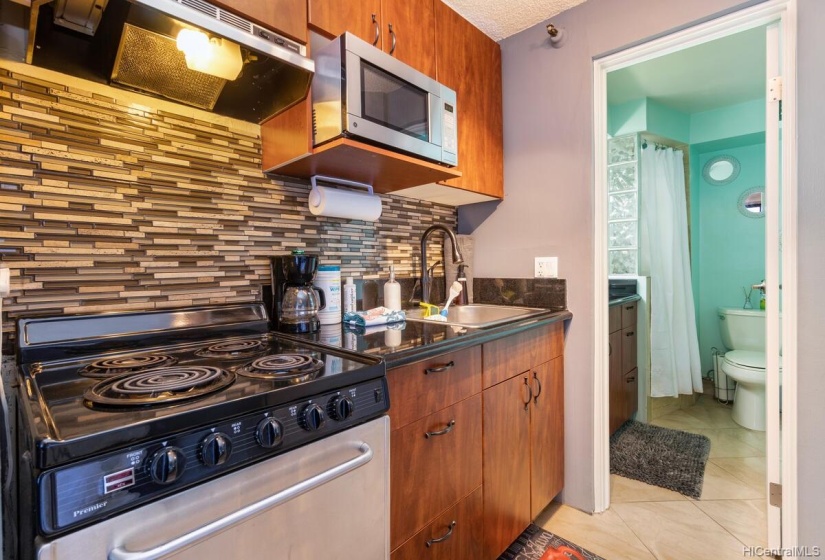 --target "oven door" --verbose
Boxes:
[36,417,389,560]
